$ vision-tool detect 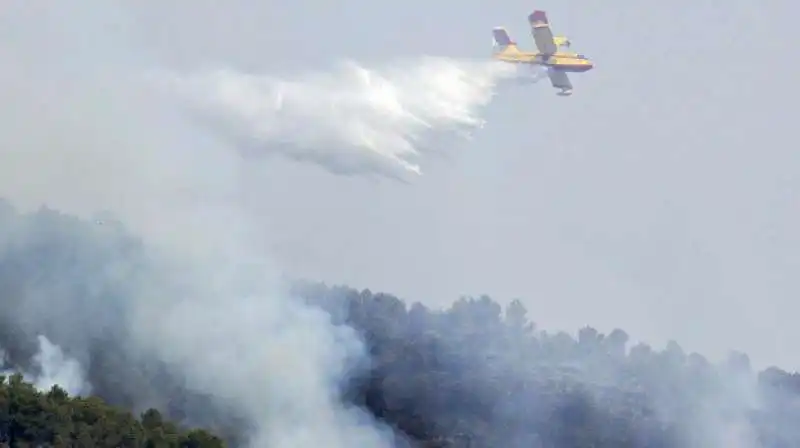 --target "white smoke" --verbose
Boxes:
[154,58,517,180]
[29,335,91,396]
[132,253,395,447]
[1,335,90,397]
